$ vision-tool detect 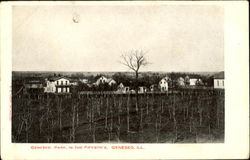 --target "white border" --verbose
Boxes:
[1,1,249,159]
